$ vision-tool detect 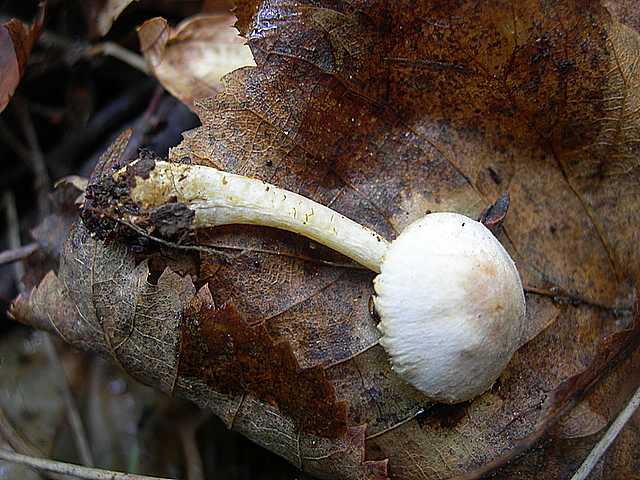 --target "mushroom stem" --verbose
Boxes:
[123,161,390,272]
